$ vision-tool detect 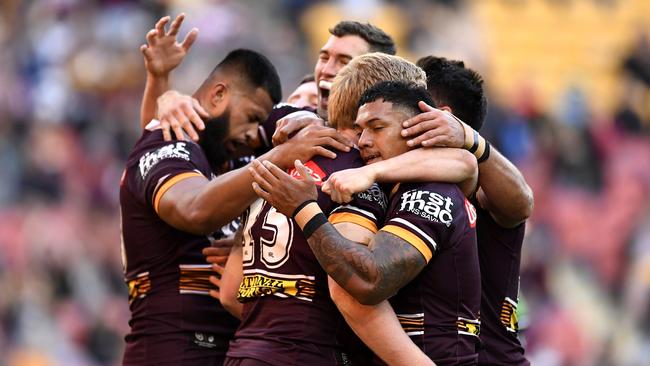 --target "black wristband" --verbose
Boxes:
[477,141,491,163]
[292,199,317,218]
[302,212,328,239]
[468,130,480,153]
